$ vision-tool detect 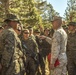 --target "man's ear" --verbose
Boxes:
[75,26,76,29]
[11,22,17,30]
